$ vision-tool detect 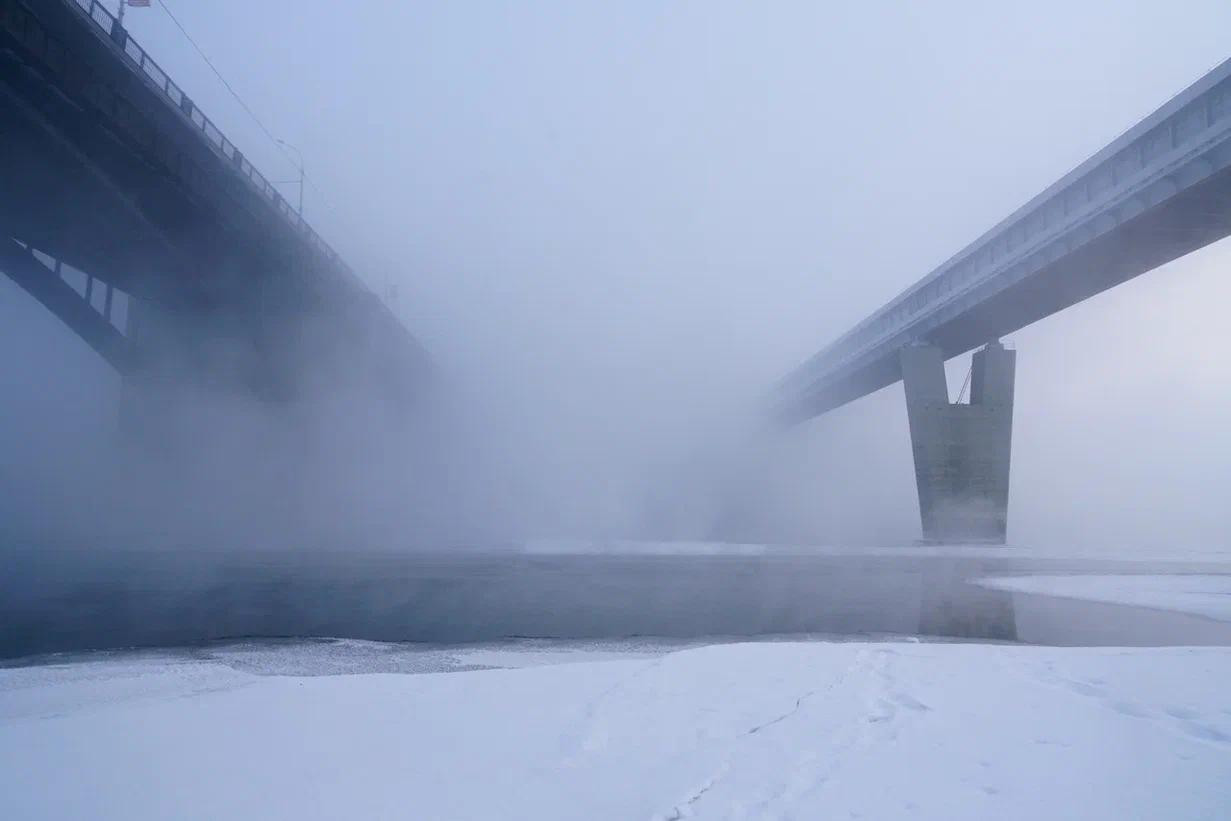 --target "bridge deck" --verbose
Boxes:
[1,0,427,399]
